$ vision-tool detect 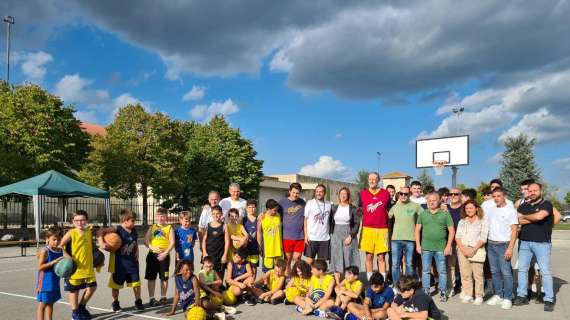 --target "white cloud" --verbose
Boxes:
[74,110,97,123]
[54,74,110,107]
[554,157,570,171]
[189,99,239,121]
[114,93,140,108]
[300,155,352,181]
[19,51,53,81]
[270,48,293,72]
[182,85,206,101]
[499,108,570,143]
[488,152,503,164]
